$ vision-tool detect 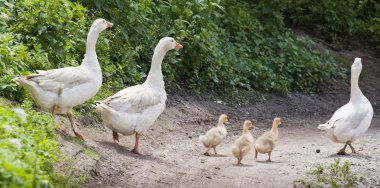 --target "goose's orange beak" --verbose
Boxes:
[175,41,183,49]
[107,21,113,28]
